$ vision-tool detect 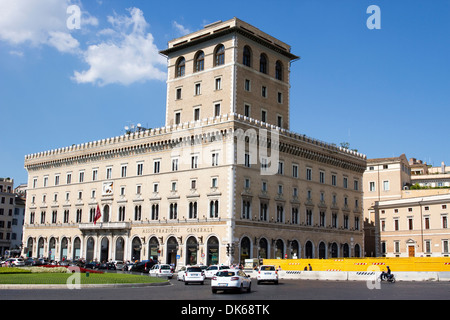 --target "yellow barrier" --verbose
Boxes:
[263,257,450,272]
